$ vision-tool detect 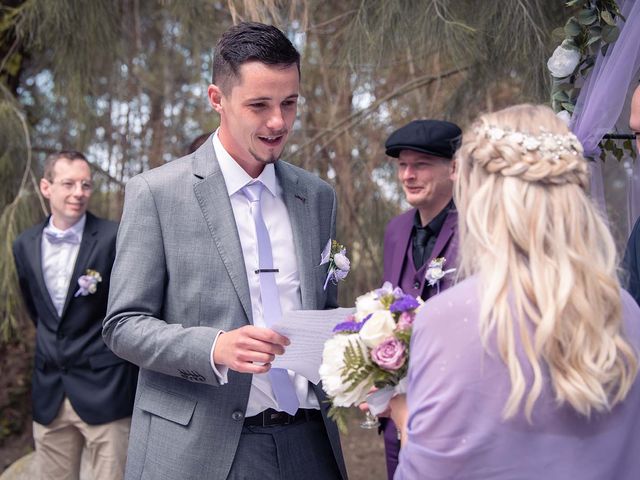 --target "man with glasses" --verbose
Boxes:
[12,150,138,480]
